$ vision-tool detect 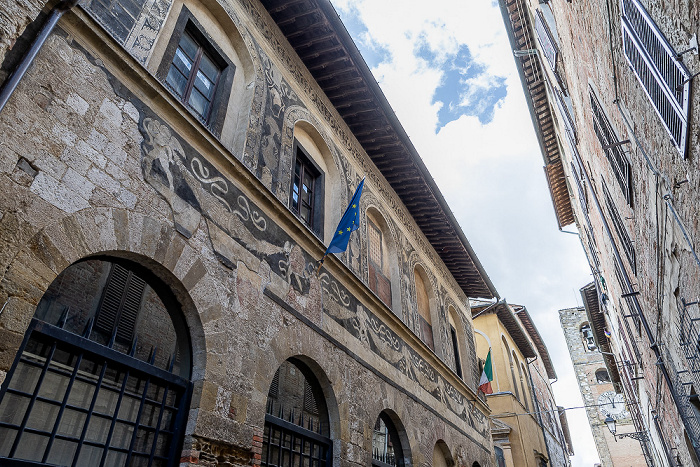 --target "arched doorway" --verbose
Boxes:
[0,257,193,466]
[263,358,332,466]
[371,411,408,467]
